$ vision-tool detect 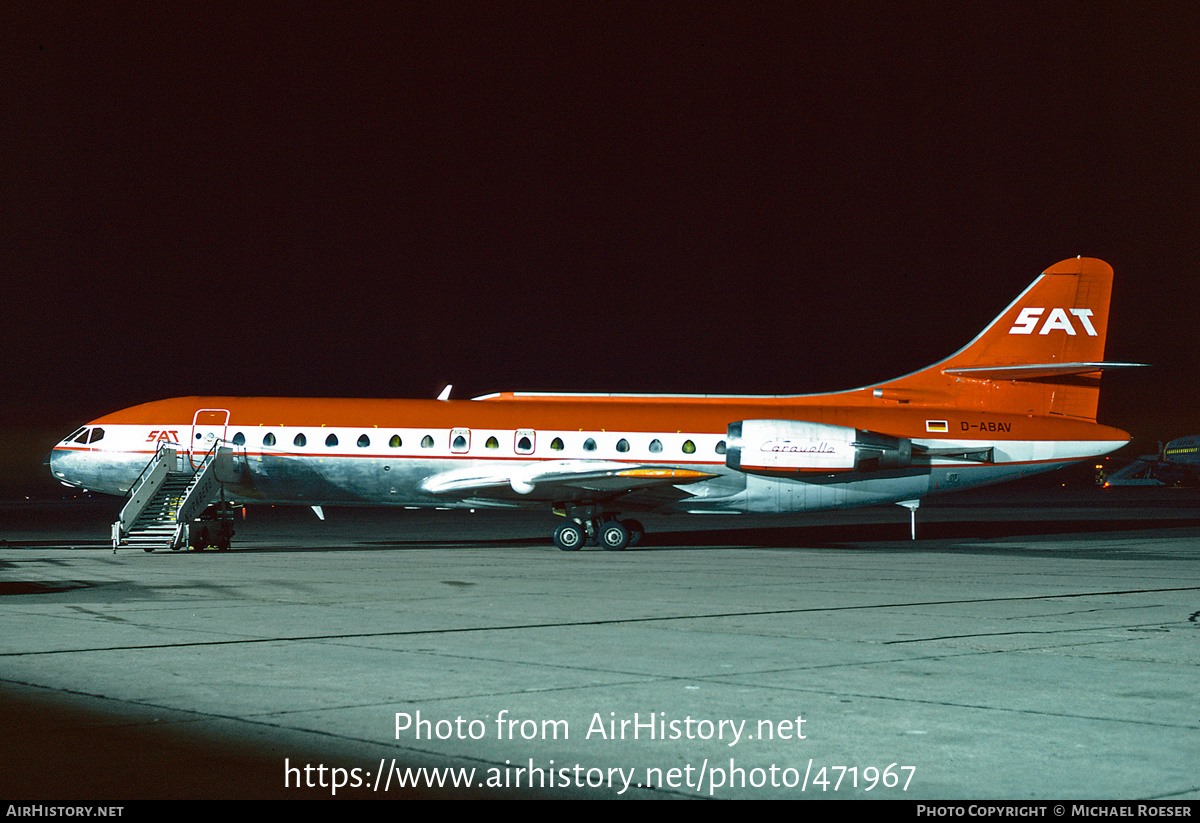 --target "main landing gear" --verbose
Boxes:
[553,515,644,552]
